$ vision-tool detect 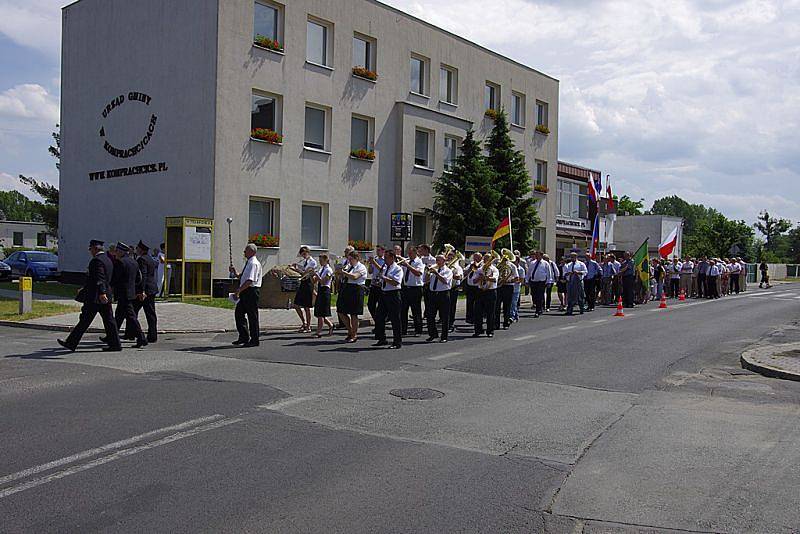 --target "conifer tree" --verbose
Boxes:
[485,109,540,252]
